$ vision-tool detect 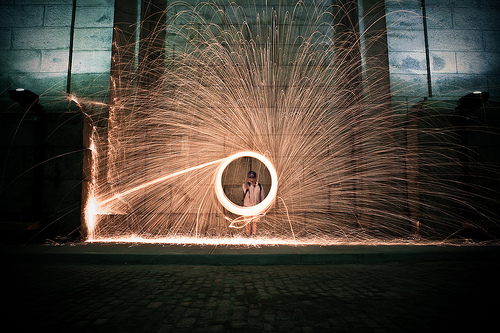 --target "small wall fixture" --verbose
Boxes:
[8,88,44,114]
[456,91,489,113]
